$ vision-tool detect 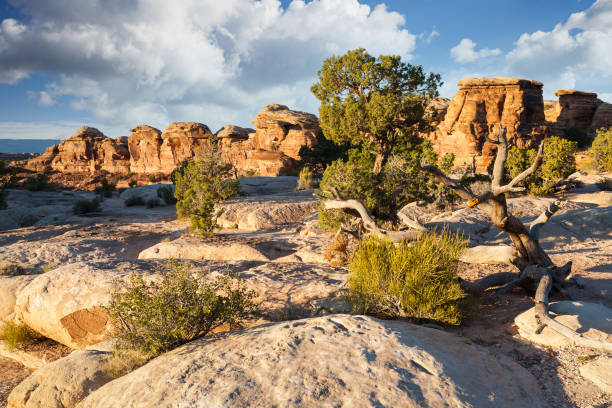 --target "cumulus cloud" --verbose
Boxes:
[450,38,501,63]
[505,0,612,97]
[0,0,417,133]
